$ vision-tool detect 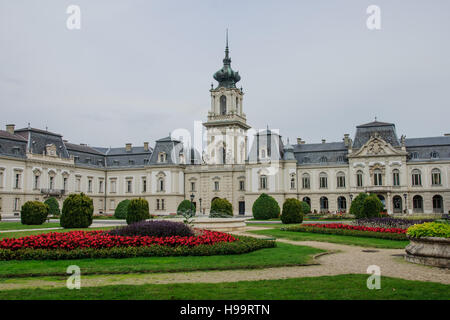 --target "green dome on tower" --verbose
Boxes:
[213,31,241,89]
